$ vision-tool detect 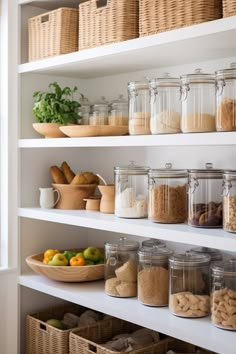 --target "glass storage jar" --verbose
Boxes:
[114,162,149,218]
[223,170,236,233]
[108,94,129,126]
[128,81,151,135]
[189,247,222,263]
[149,73,181,134]
[142,238,166,249]
[216,62,236,131]
[180,68,216,133]
[79,97,91,125]
[188,163,223,228]
[138,247,172,306]
[211,259,236,330]
[90,97,109,125]
[148,163,188,223]
[104,237,139,298]
[169,252,211,318]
